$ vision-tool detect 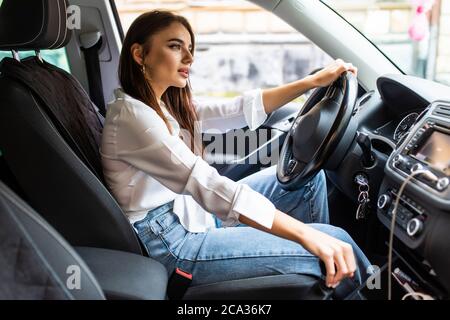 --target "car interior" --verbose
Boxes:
[0,0,449,300]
